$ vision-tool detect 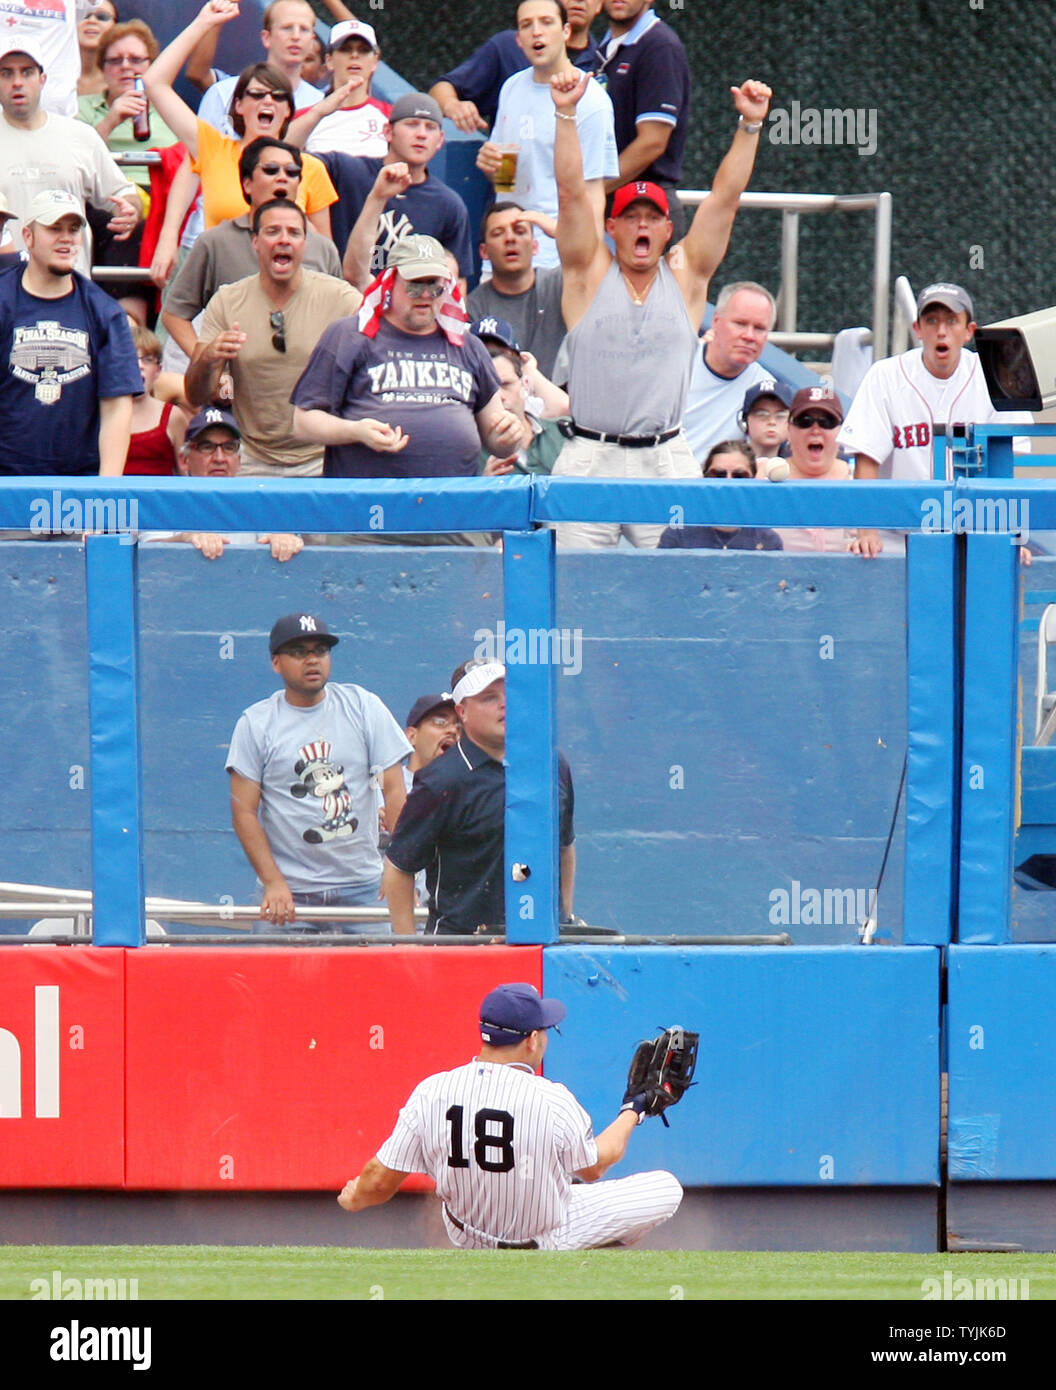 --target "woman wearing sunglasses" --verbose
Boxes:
[778,387,859,554]
[658,440,783,551]
[143,0,336,236]
[77,0,117,98]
